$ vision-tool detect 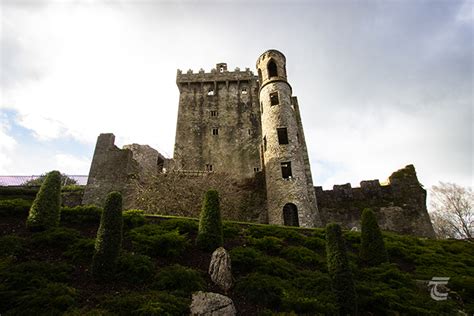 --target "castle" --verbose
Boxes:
[82,49,435,238]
